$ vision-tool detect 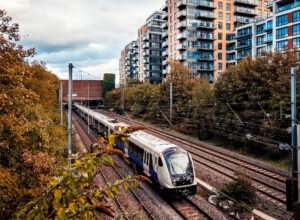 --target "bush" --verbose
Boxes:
[220,170,256,208]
